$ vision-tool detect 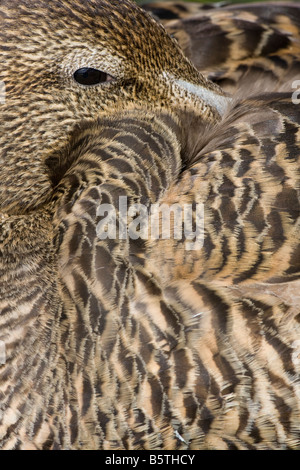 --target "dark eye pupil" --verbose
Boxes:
[74,67,107,85]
